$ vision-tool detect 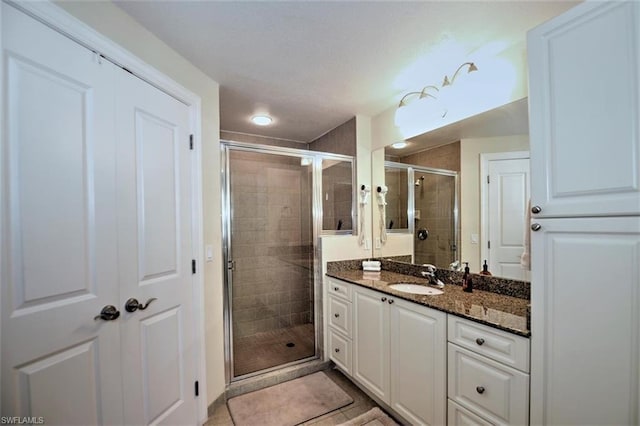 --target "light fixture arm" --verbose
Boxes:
[398,85,440,107]
[442,62,478,87]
